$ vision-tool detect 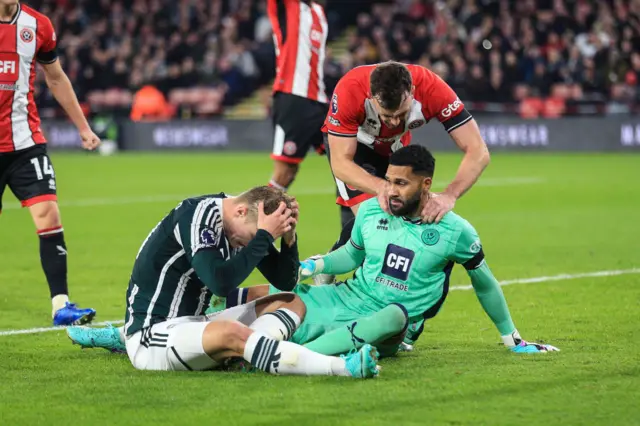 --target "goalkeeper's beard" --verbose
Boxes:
[388,190,422,217]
